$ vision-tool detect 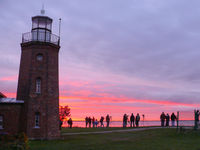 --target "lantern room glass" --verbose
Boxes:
[32,16,52,31]
[31,16,52,42]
